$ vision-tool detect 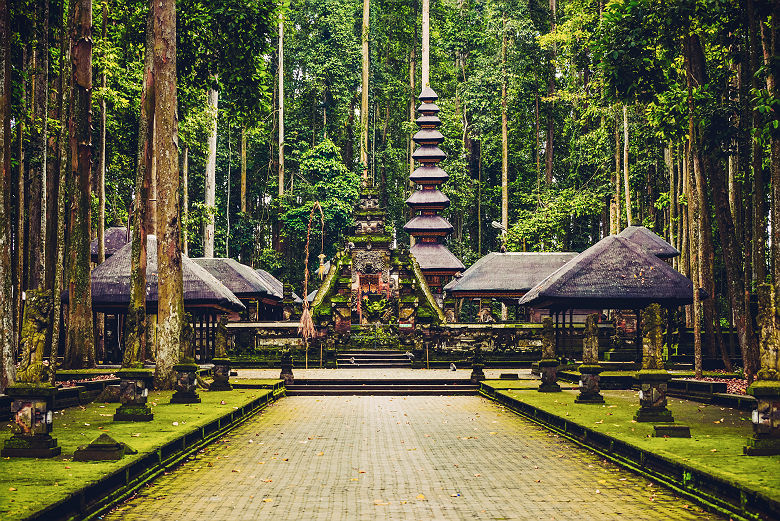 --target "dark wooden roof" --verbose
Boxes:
[87,235,245,313]
[617,226,680,258]
[444,252,578,297]
[410,242,465,272]
[192,258,270,300]
[403,215,454,234]
[518,235,694,310]
[410,166,448,183]
[254,269,303,303]
[90,227,130,263]
[406,189,450,208]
